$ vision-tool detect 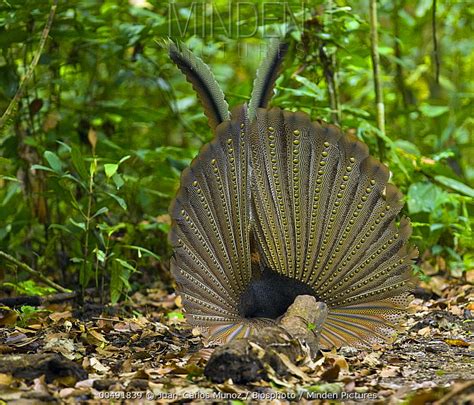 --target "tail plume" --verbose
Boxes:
[168,41,230,131]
